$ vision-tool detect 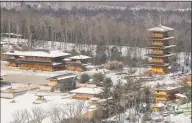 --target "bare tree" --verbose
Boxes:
[12,106,48,123]
[49,104,65,123]
[11,109,31,123]
[30,106,48,123]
